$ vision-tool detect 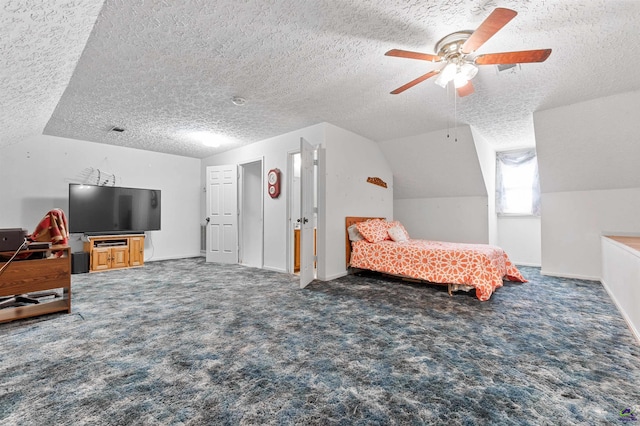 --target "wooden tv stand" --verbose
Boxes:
[83,234,145,272]
[0,245,71,323]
